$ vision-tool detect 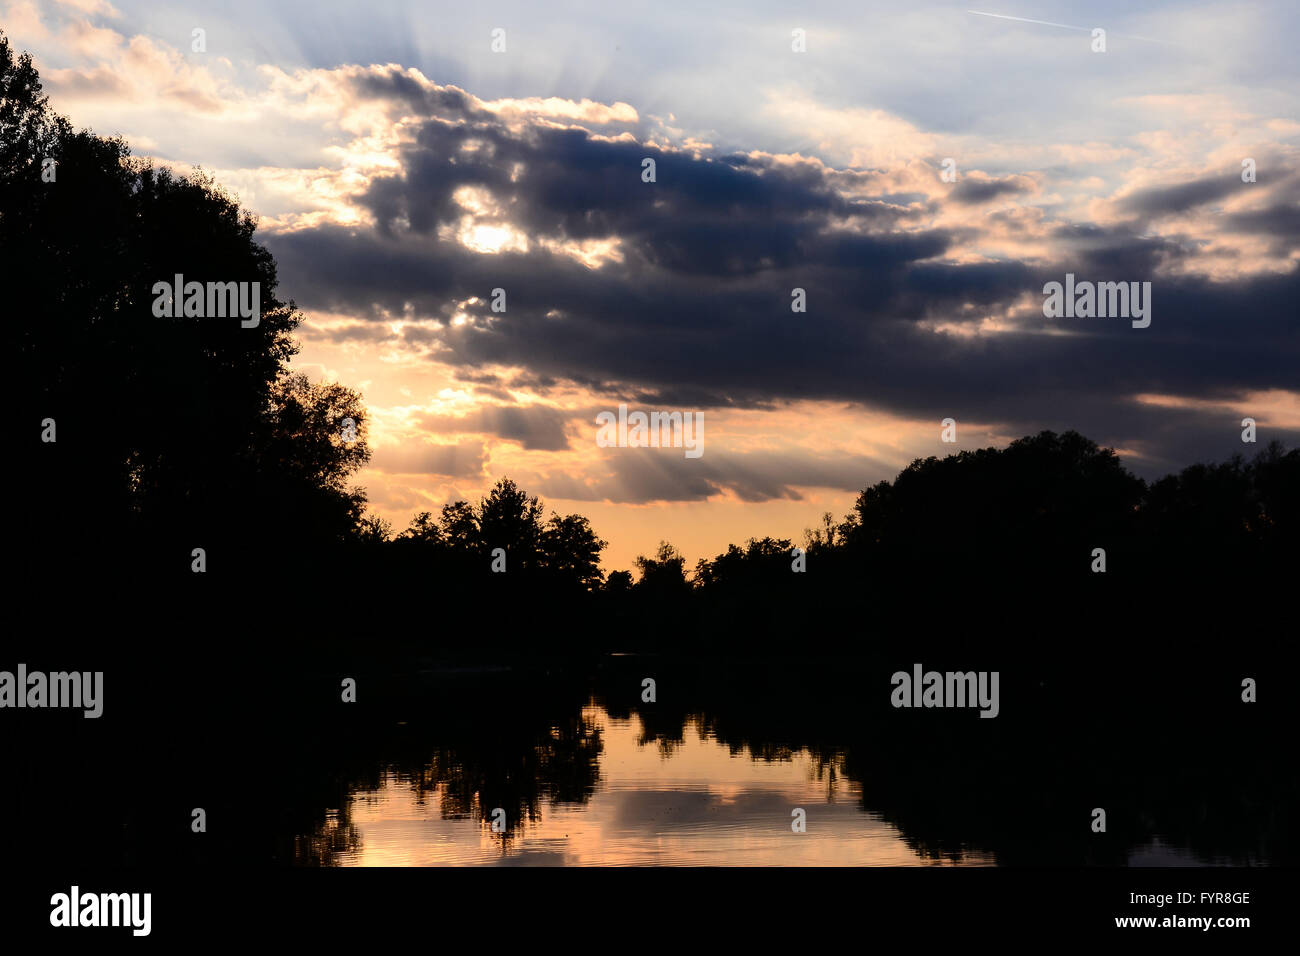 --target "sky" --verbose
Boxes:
[8,0,1299,571]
